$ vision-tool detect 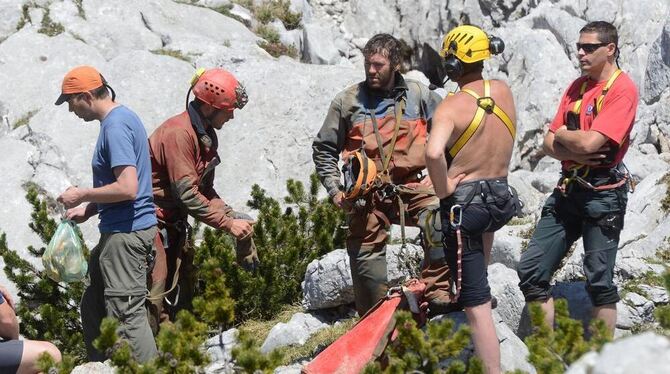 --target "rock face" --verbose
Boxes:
[301,244,422,310]
[566,332,670,374]
[488,263,526,334]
